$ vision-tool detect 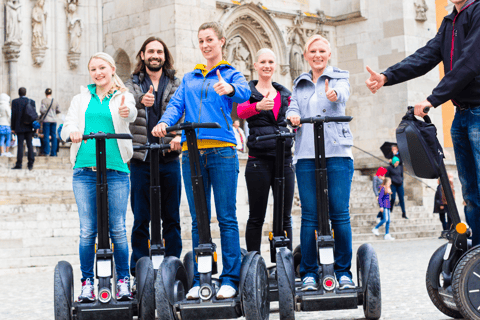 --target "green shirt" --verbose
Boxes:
[74,84,129,173]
